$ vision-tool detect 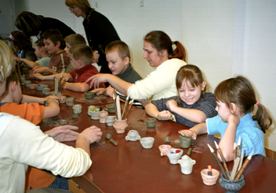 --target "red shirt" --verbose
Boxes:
[70,64,98,83]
